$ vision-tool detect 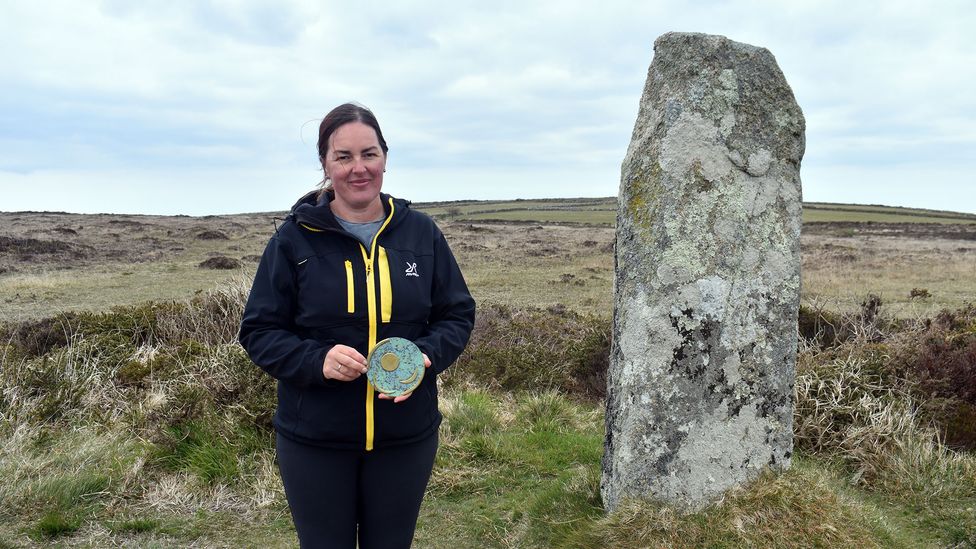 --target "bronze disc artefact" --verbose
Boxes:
[366,337,425,397]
